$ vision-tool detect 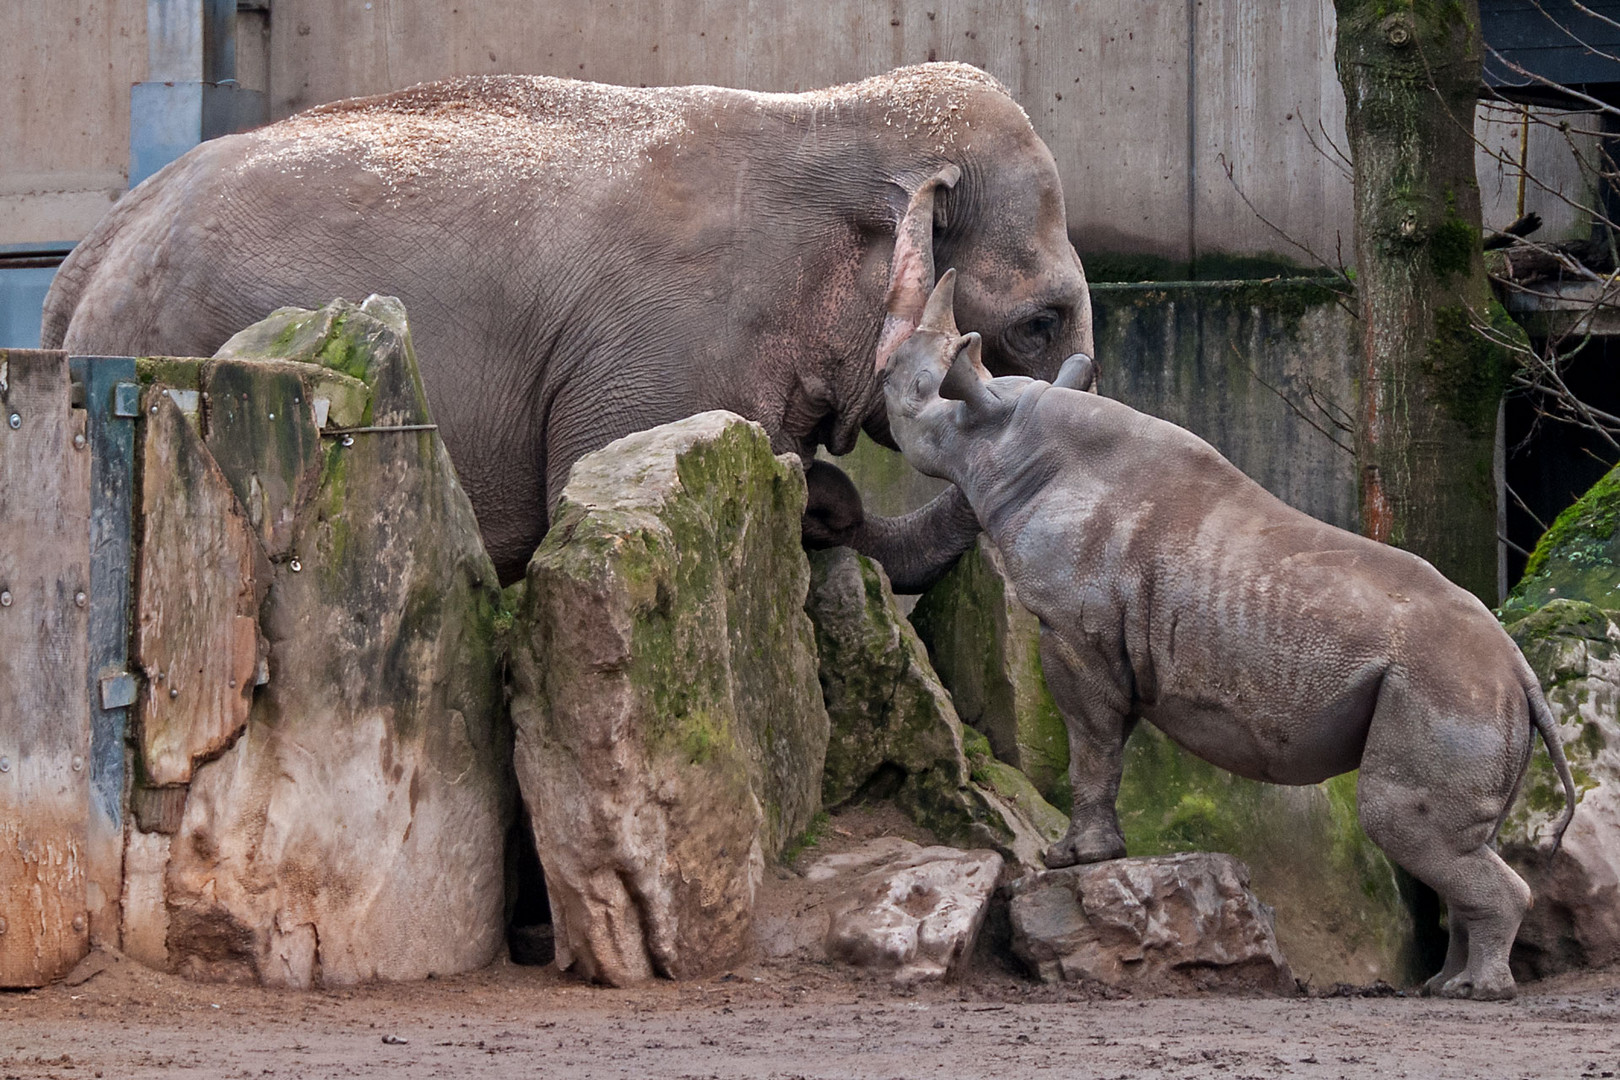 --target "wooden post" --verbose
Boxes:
[0,349,92,987]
